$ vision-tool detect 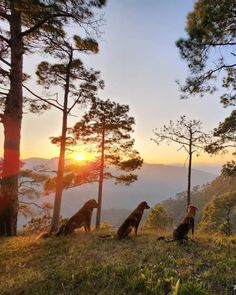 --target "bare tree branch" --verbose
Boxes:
[19,200,44,210]
[0,56,10,67]
[0,34,10,44]
[23,84,64,111]
[67,91,82,113]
